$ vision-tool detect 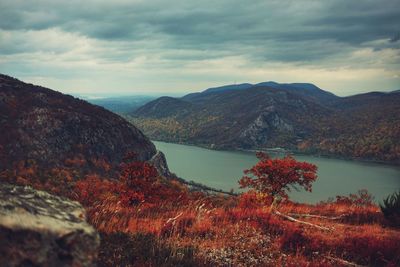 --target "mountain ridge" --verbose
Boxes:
[130,82,400,163]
